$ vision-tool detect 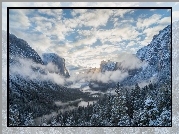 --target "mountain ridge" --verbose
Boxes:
[122,25,171,86]
[42,53,70,78]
